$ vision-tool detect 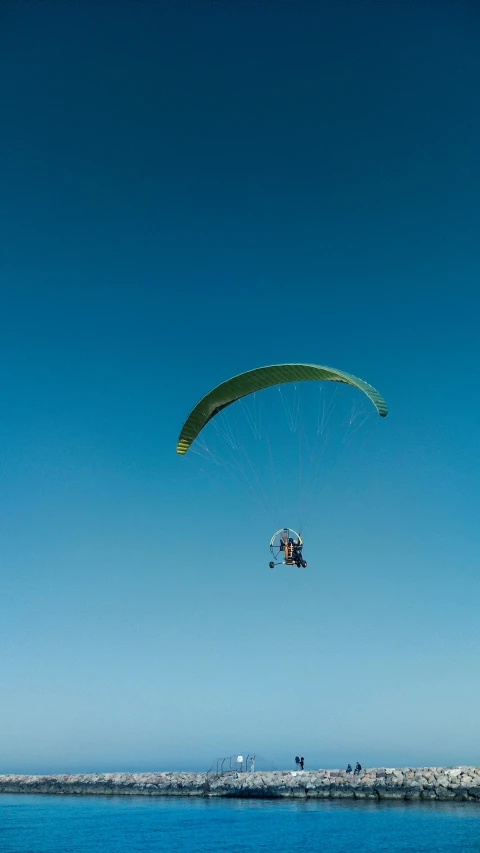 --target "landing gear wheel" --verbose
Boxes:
[269,561,275,569]
[301,560,307,568]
